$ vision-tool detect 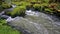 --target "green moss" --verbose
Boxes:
[1,0,60,16]
[12,1,31,6]
[30,0,37,2]
[42,0,49,3]
[2,2,12,9]
[6,6,26,17]
[0,19,7,25]
[45,8,54,14]
[40,3,49,6]
[19,1,30,6]
[0,25,20,34]
[12,2,21,6]
[33,4,41,11]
